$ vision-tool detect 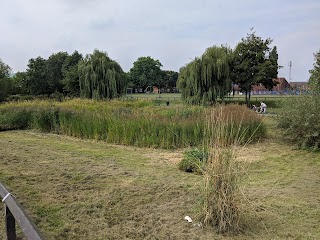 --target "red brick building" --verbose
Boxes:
[251,77,290,93]
[233,77,292,94]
